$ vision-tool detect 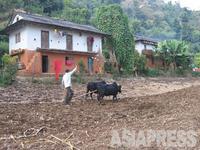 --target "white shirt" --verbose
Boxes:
[62,66,77,88]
